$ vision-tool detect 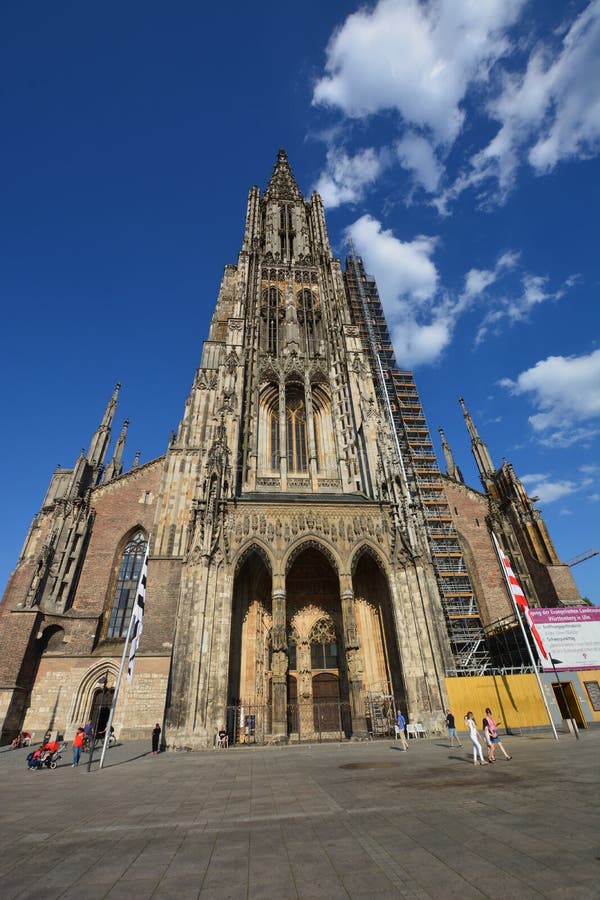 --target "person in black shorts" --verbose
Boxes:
[445,709,462,748]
